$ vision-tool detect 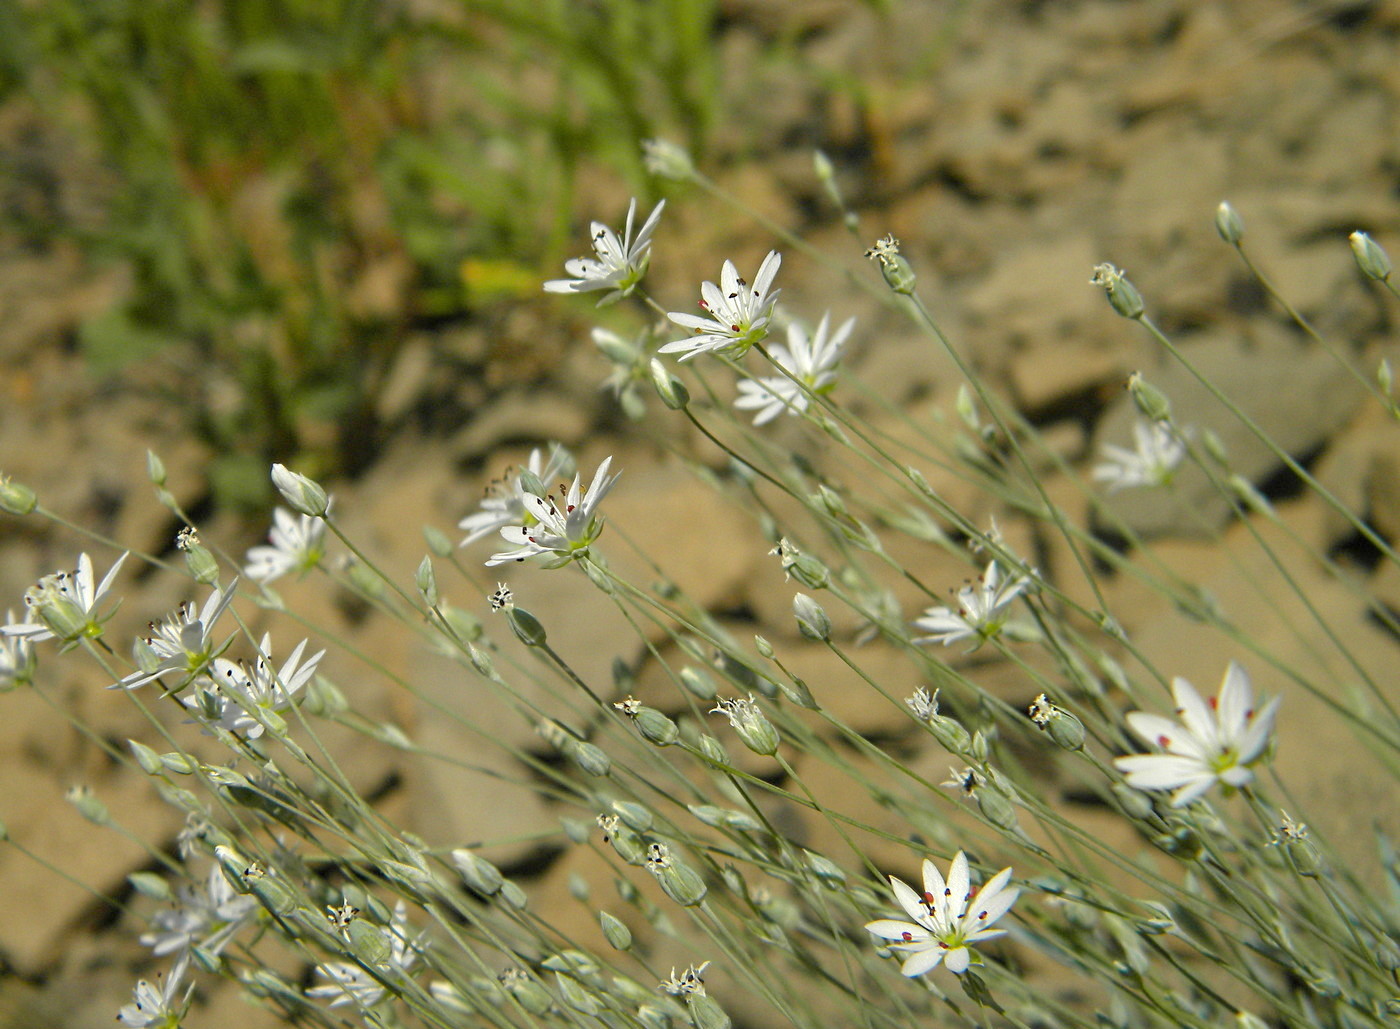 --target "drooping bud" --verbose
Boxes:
[1350,230,1392,282]
[1214,202,1244,245]
[506,606,548,648]
[452,848,504,896]
[270,463,329,517]
[642,138,696,181]
[1126,372,1172,422]
[1090,263,1144,319]
[0,475,37,516]
[600,910,633,950]
[793,593,831,641]
[650,358,690,409]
